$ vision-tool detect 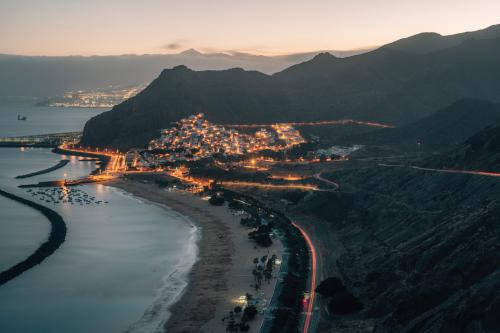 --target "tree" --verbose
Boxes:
[263,269,272,283]
[248,226,273,247]
[226,311,238,332]
[239,323,250,332]
[252,269,263,286]
[234,306,242,315]
[328,291,363,314]
[209,195,224,206]
[315,277,346,298]
[242,305,258,322]
[226,320,238,332]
